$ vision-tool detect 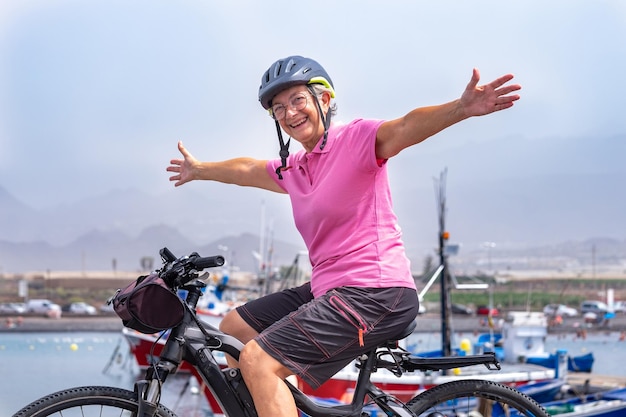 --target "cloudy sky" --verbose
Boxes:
[1,1,625,251]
